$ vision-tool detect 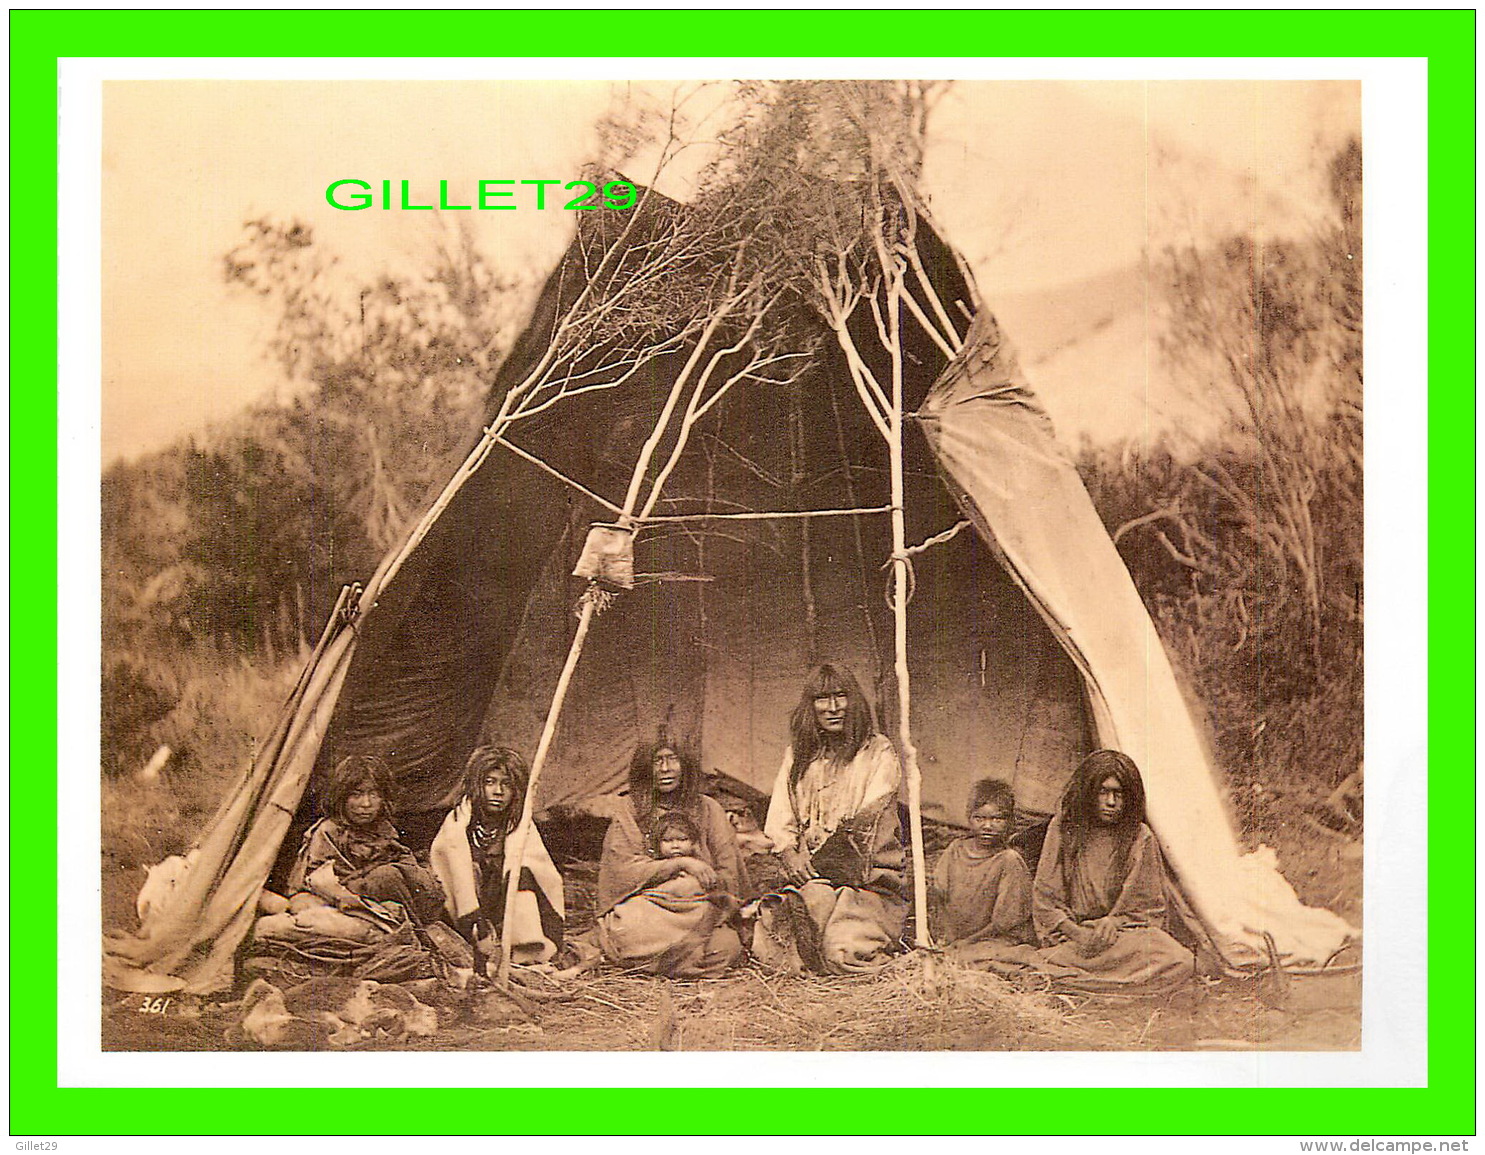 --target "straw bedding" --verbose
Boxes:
[404,951,1083,1053]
